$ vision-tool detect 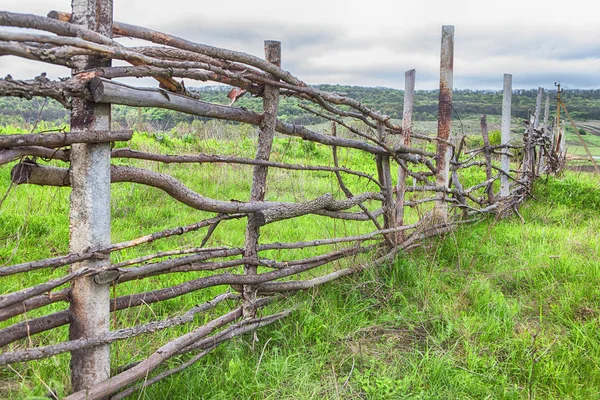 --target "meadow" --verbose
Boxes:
[0,122,599,399]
